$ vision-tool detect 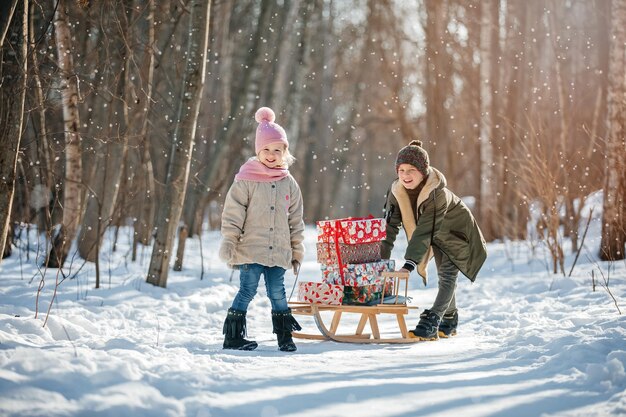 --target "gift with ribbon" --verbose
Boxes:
[297,281,344,305]
[316,216,386,245]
